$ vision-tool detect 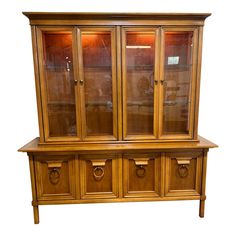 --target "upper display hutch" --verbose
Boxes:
[24,12,210,144]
